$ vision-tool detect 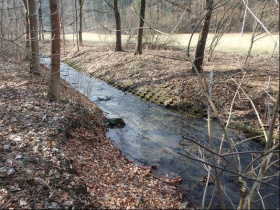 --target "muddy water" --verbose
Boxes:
[41,58,279,209]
